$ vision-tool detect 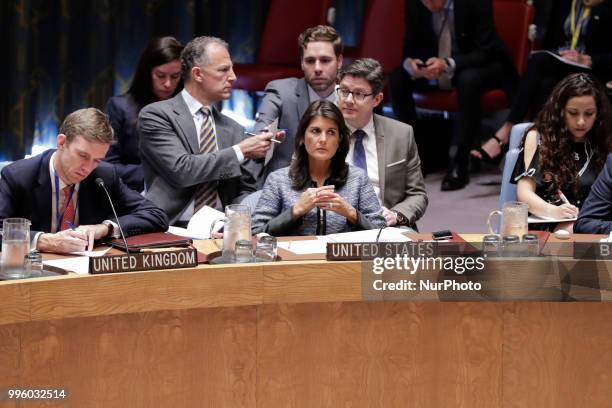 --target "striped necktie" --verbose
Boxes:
[194,107,219,212]
[60,185,75,231]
